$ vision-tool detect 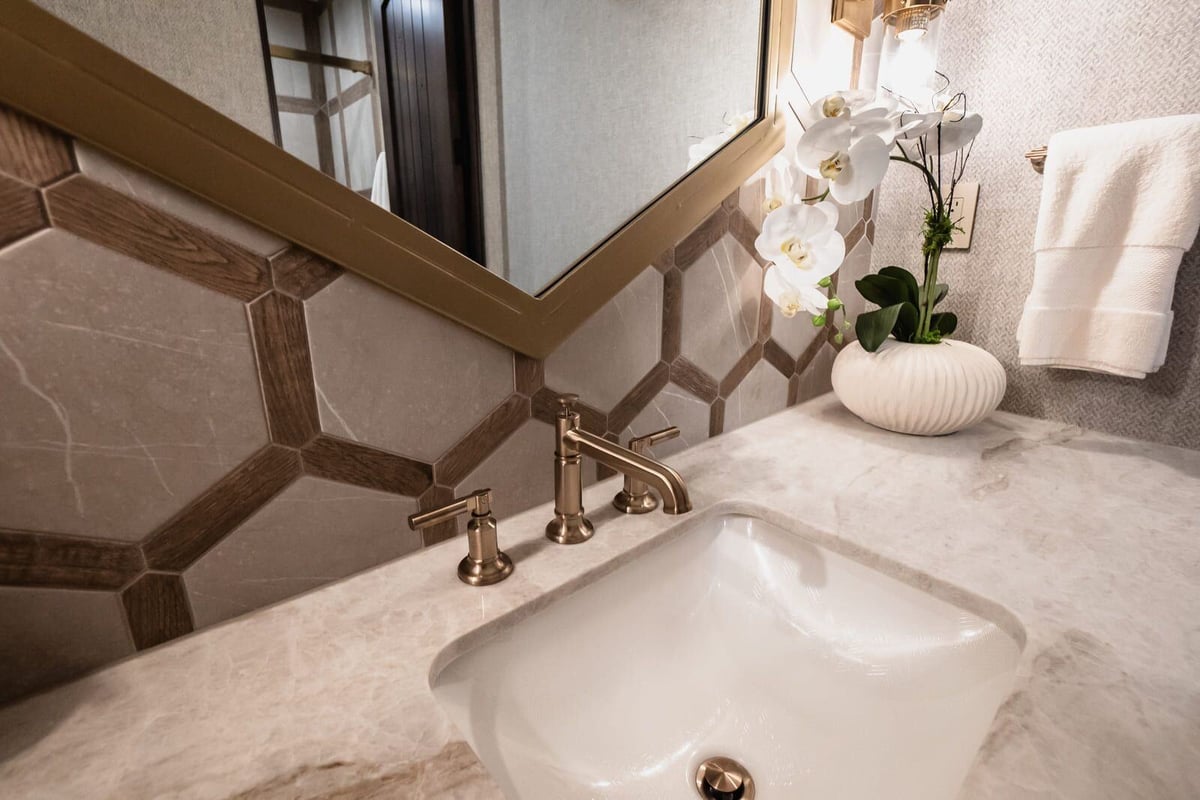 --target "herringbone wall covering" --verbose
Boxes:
[872,0,1200,449]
